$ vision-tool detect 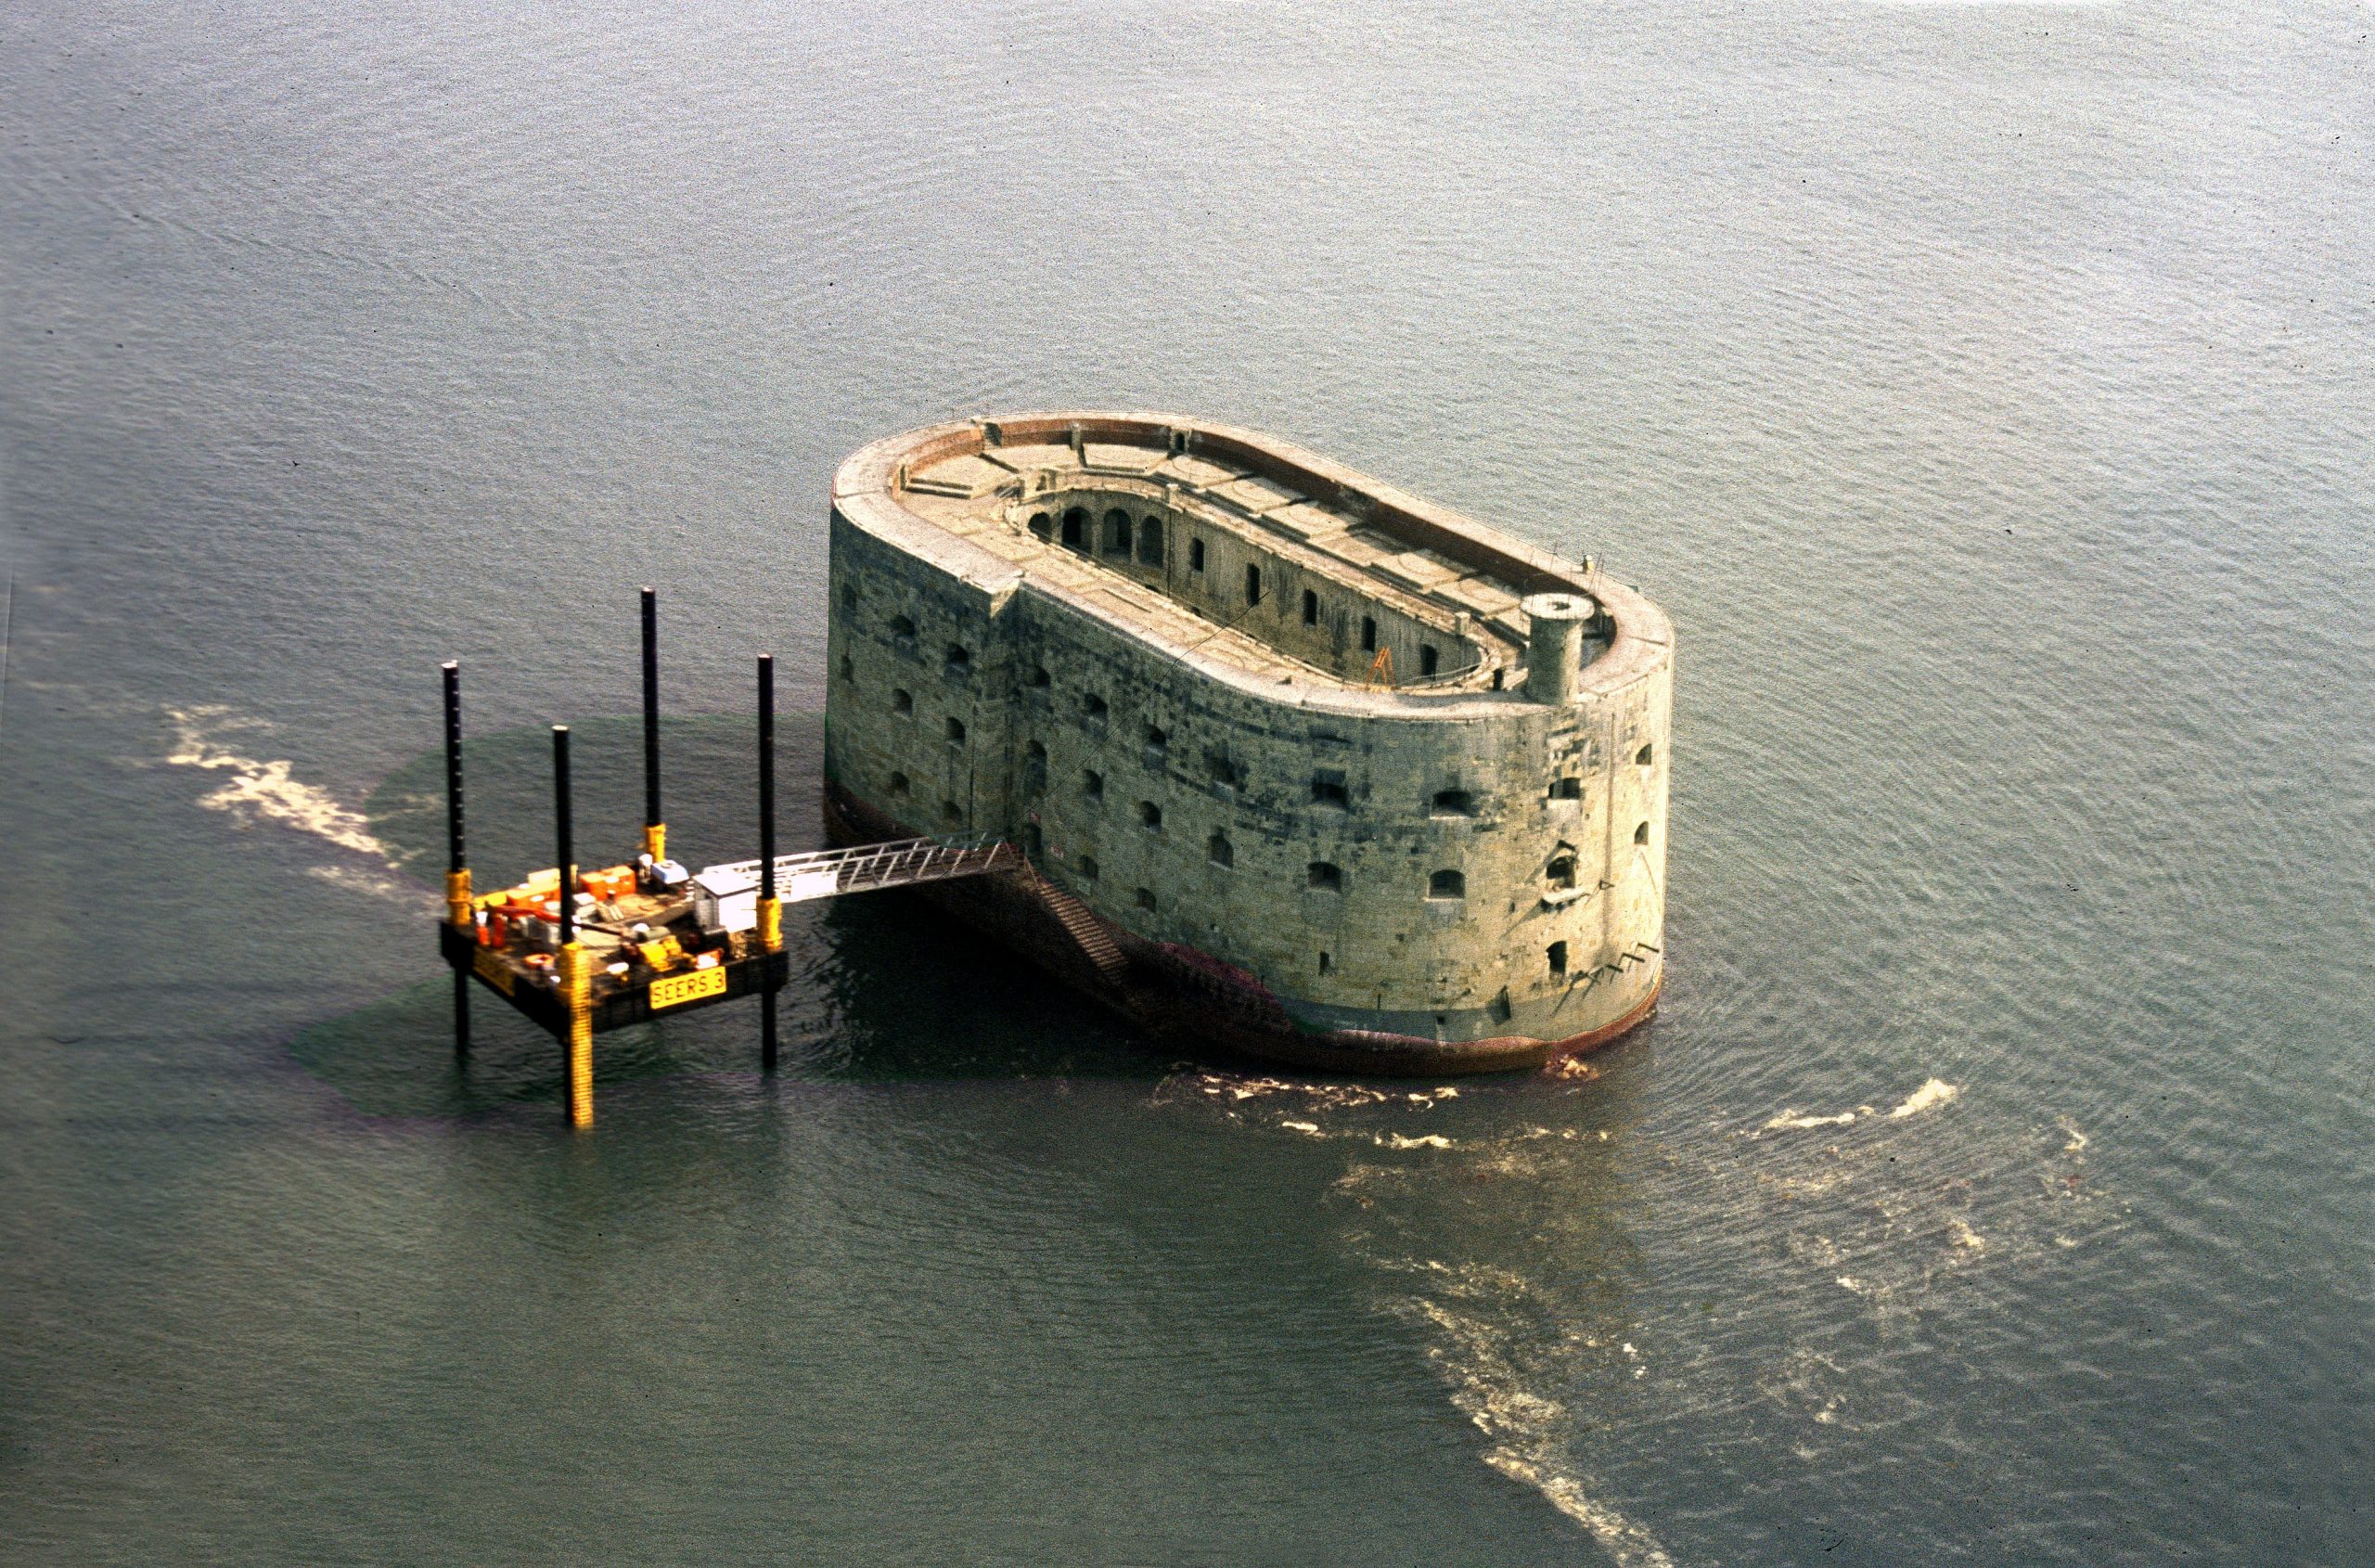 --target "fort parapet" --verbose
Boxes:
[823,412,1672,1073]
